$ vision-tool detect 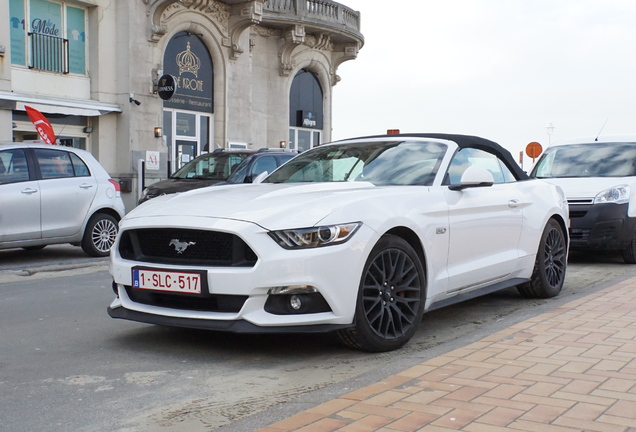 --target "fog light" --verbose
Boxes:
[290,295,302,310]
